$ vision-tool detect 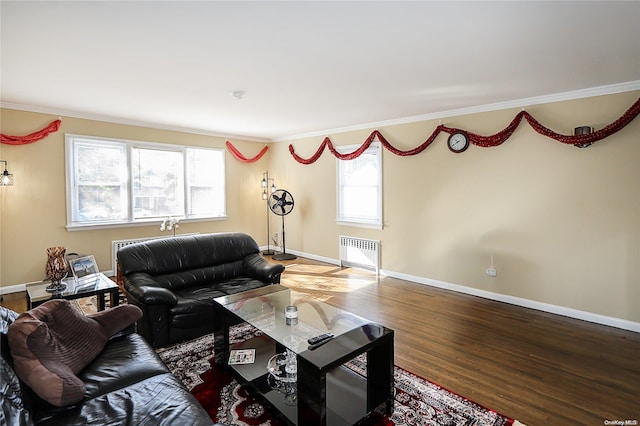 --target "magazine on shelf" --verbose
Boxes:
[228,349,256,365]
